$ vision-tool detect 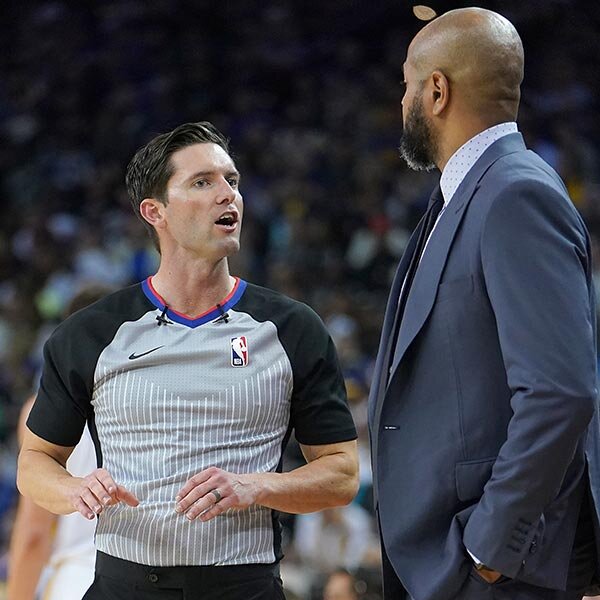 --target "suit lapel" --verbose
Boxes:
[386,132,527,384]
[368,217,425,424]
[368,215,426,500]
[387,193,472,379]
